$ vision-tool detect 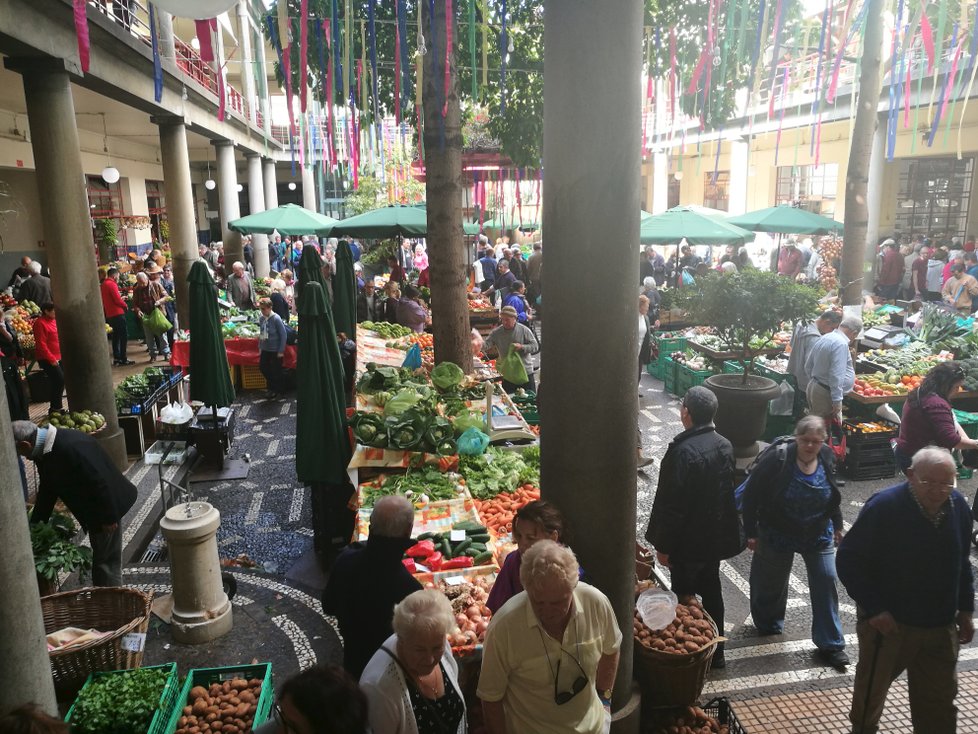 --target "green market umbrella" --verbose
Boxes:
[332,239,357,339]
[329,204,429,238]
[480,217,539,231]
[187,261,235,407]
[296,281,354,558]
[639,206,756,246]
[228,203,339,236]
[726,205,844,235]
